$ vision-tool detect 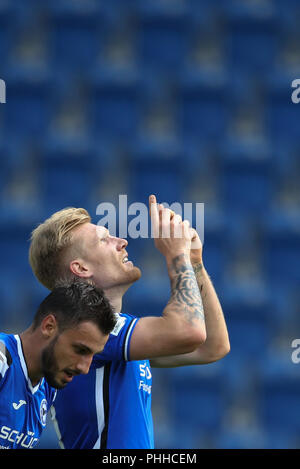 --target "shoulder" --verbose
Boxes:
[0,334,13,365]
[0,334,14,379]
[119,312,138,321]
[110,313,138,337]
[91,313,139,366]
